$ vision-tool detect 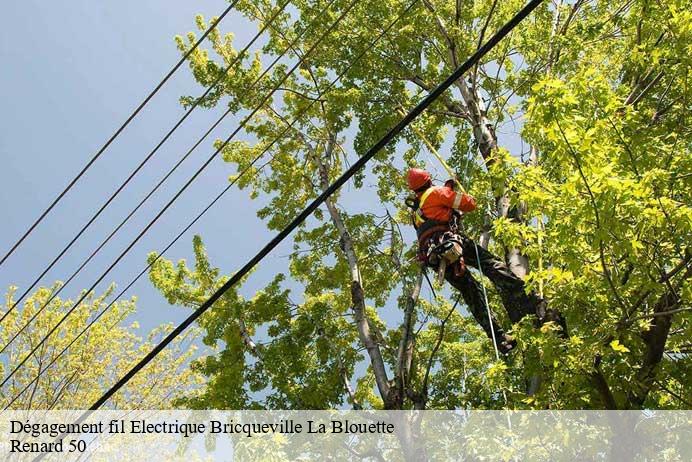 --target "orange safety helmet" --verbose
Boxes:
[407,168,431,191]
